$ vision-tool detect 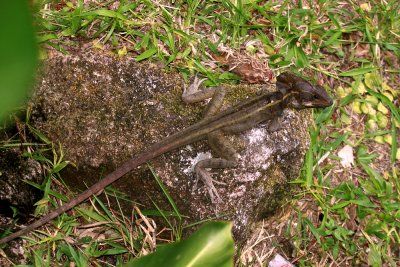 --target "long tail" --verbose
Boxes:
[0,154,149,245]
[0,98,237,244]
